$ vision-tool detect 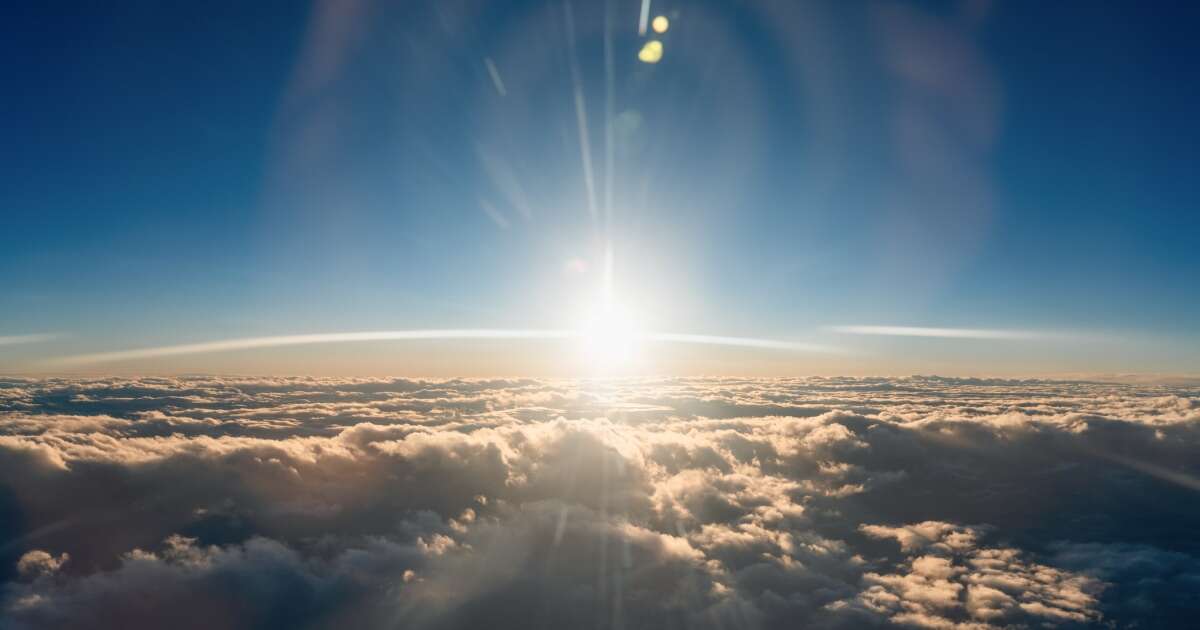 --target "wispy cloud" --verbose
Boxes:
[643,332,842,354]
[828,325,1047,340]
[48,329,843,366]
[50,330,570,366]
[0,333,59,346]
